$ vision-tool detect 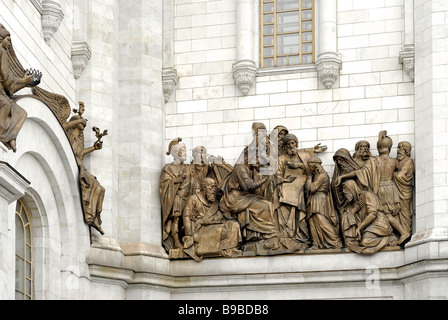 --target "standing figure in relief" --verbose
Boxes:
[0,25,41,152]
[353,140,372,168]
[63,103,106,235]
[160,138,190,250]
[275,134,313,249]
[335,131,410,245]
[331,148,360,211]
[395,141,415,237]
[341,180,399,255]
[305,156,342,250]
[182,178,242,261]
[269,125,289,157]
